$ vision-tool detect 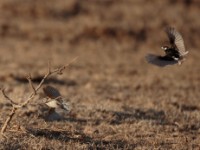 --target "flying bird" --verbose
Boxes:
[146,27,189,67]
